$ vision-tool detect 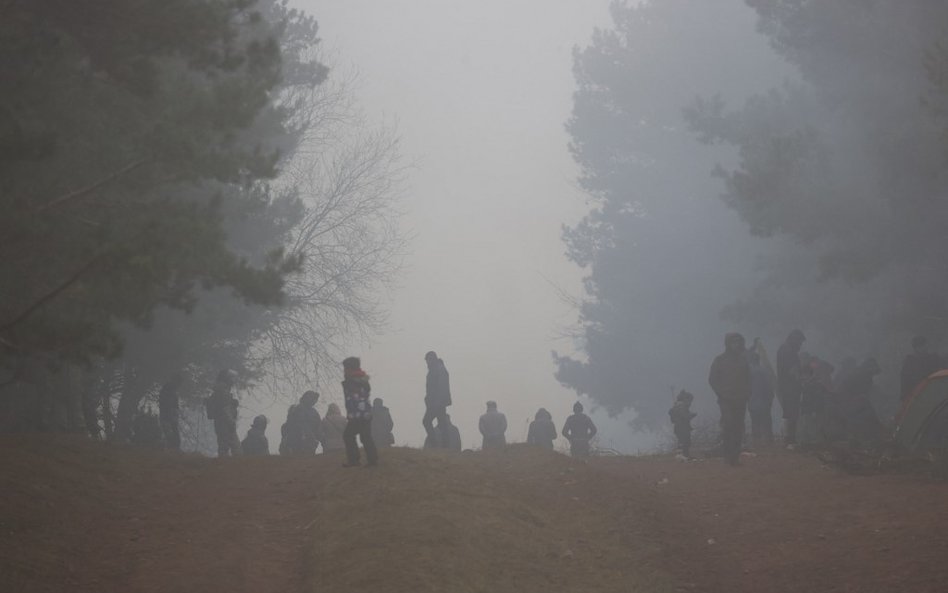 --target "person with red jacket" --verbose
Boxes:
[341,357,378,467]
